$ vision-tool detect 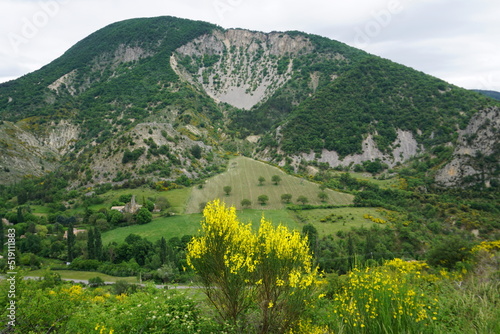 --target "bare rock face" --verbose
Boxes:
[435,107,500,187]
[0,120,79,184]
[48,70,78,95]
[280,129,422,169]
[171,29,314,109]
[48,44,153,96]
